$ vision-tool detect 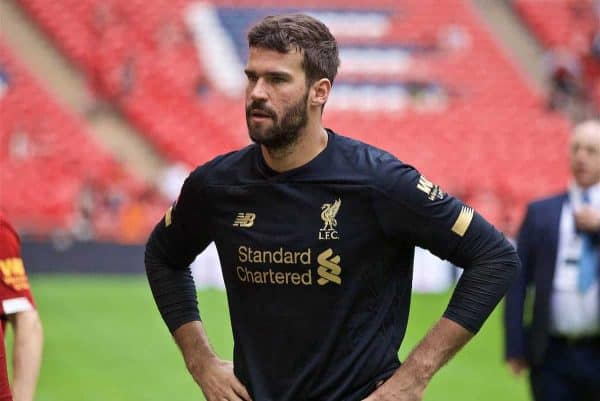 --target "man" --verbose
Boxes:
[0,216,43,401]
[504,120,600,401]
[146,14,519,401]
